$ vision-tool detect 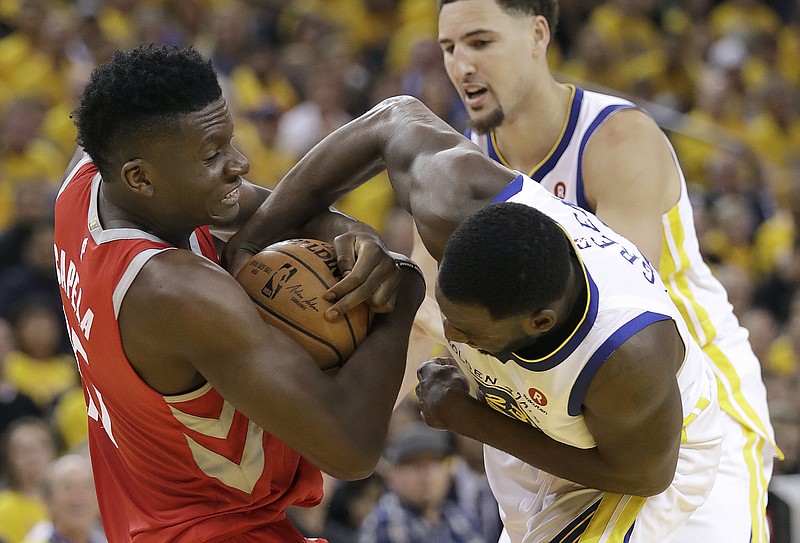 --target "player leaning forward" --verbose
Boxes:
[54,45,424,542]
[435,1,776,541]
[227,96,727,542]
